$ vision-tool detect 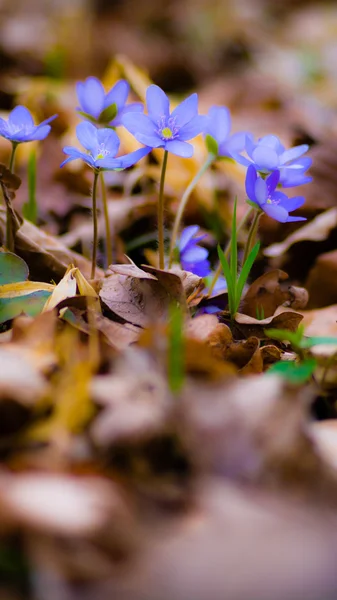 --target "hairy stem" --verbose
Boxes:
[6,143,18,251]
[100,171,112,268]
[158,150,168,269]
[168,153,215,268]
[91,170,99,279]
